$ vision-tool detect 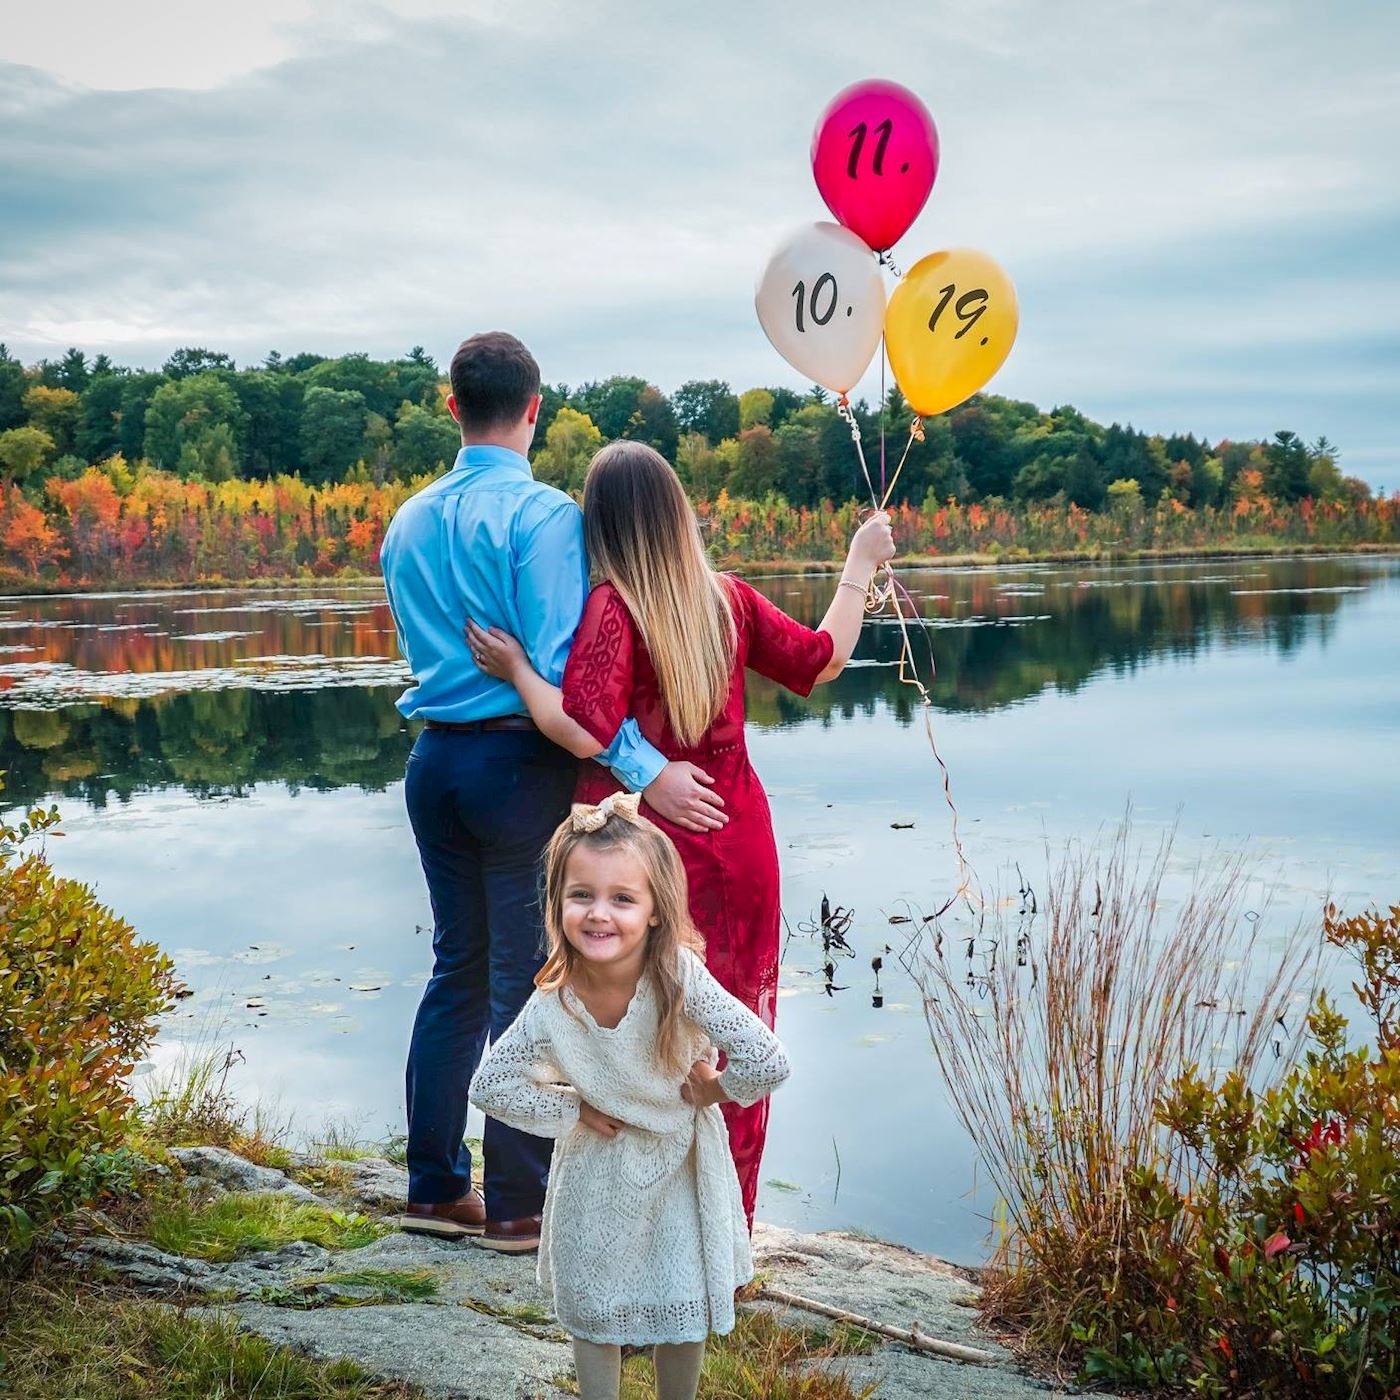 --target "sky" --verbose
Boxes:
[2,0,1397,485]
